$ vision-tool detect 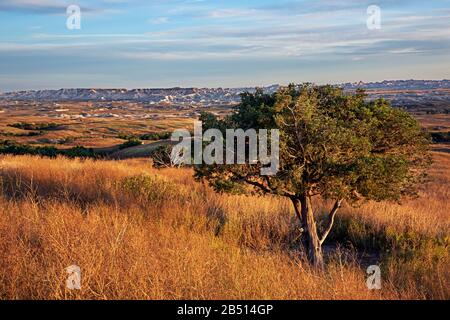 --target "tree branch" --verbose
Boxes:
[243,178,272,194]
[319,199,343,245]
[290,197,302,223]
